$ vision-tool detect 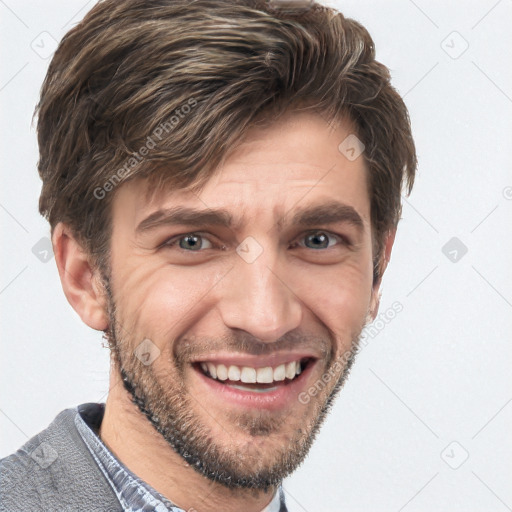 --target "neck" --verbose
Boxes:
[98,366,277,512]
